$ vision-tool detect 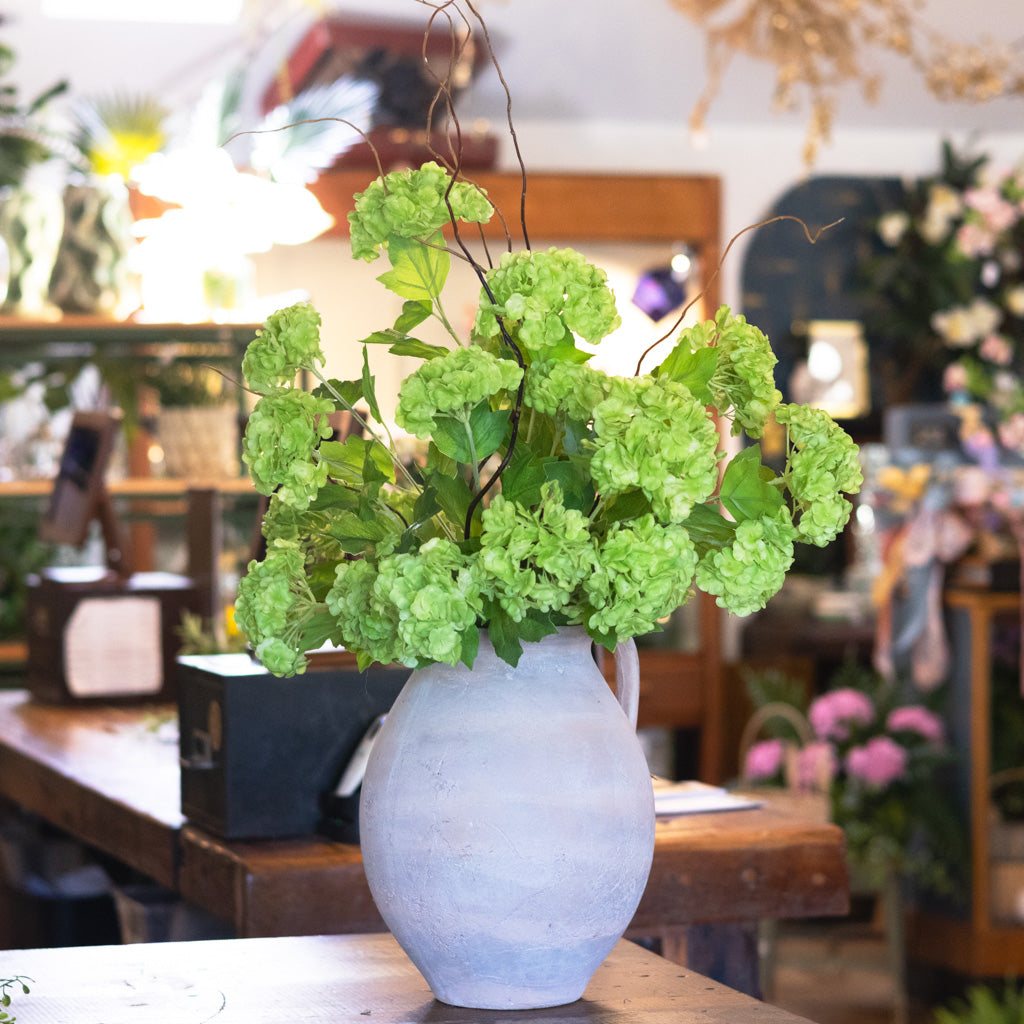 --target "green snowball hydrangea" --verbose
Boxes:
[695,507,797,616]
[674,305,782,438]
[394,345,523,439]
[776,403,863,545]
[328,539,482,667]
[475,484,596,621]
[522,359,608,422]
[242,387,334,507]
[590,375,720,522]
[581,515,698,641]
[474,247,622,357]
[325,558,394,667]
[348,161,493,261]
[242,301,324,394]
[234,540,314,676]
